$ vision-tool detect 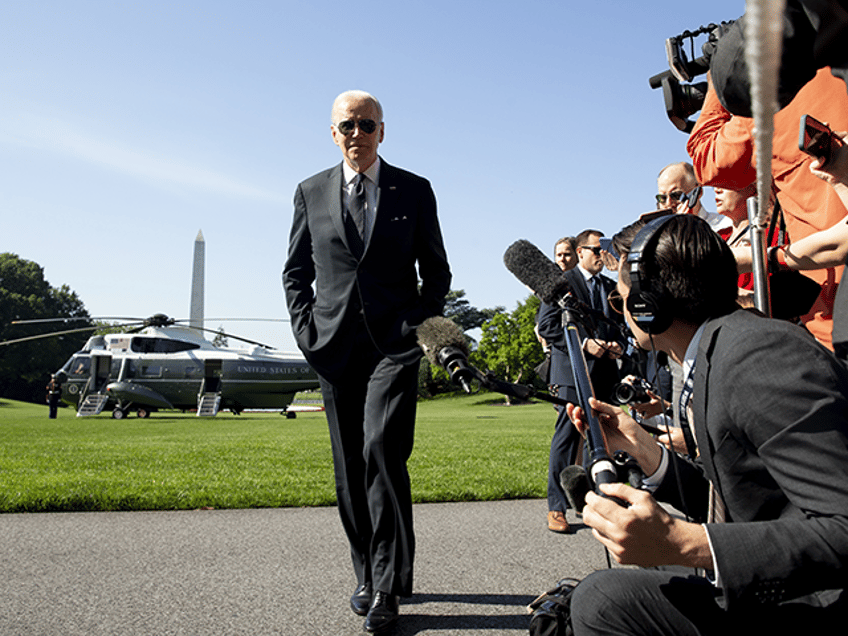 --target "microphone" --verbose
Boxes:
[503,240,572,305]
[504,239,620,333]
[504,239,625,503]
[416,316,474,392]
[560,465,589,514]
